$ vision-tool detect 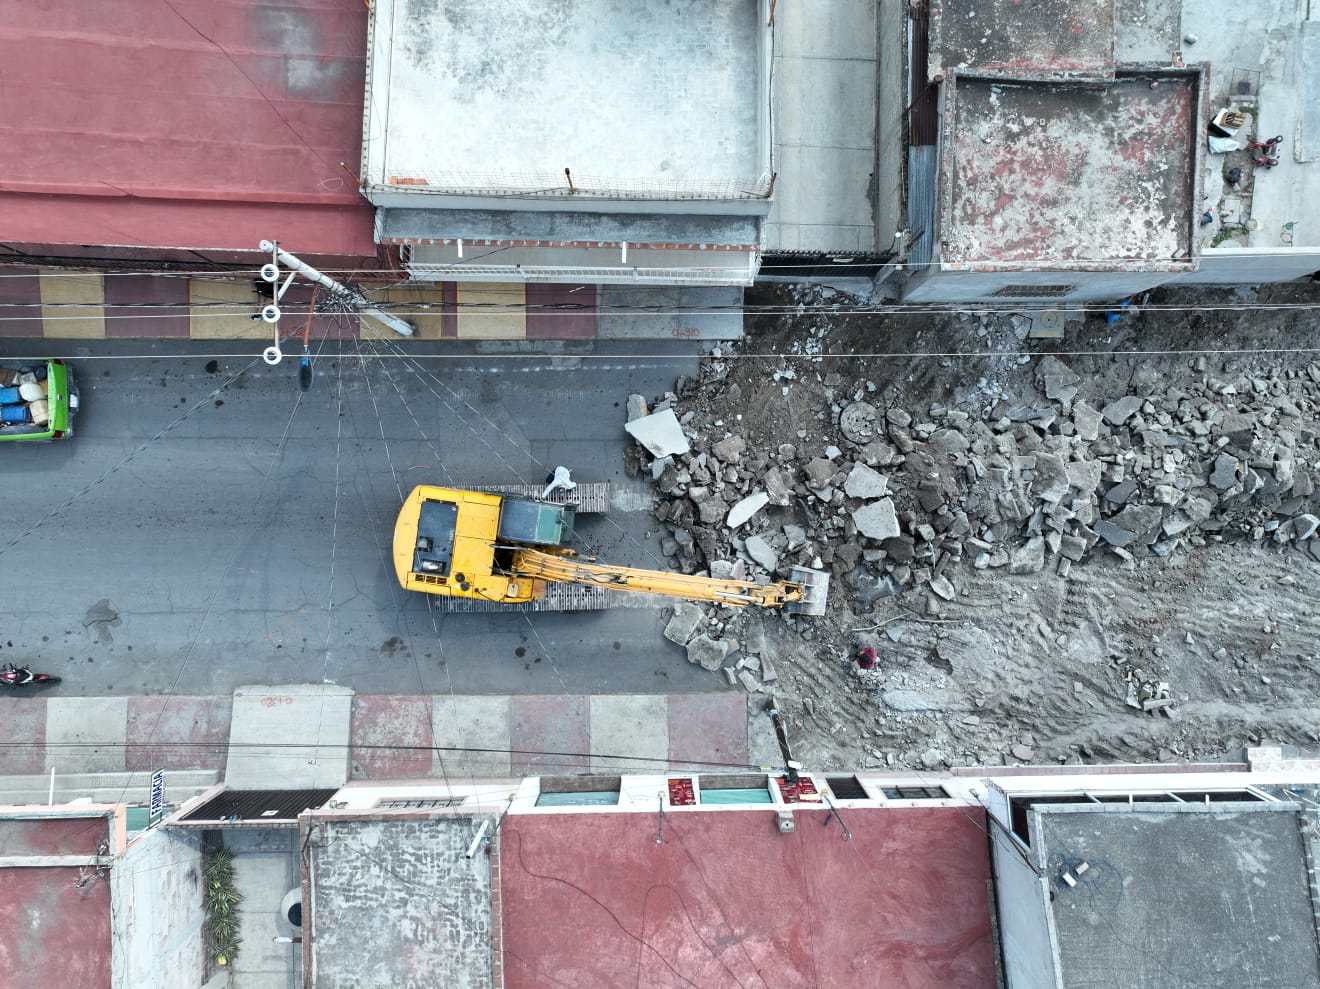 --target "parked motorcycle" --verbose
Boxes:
[0,663,60,688]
